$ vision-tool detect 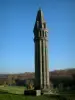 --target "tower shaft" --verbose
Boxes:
[33,9,50,90]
